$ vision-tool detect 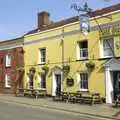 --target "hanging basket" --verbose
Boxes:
[86,61,95,71]
[29,67,36,73]
[41,66,49,74]
[62,65,70,77]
